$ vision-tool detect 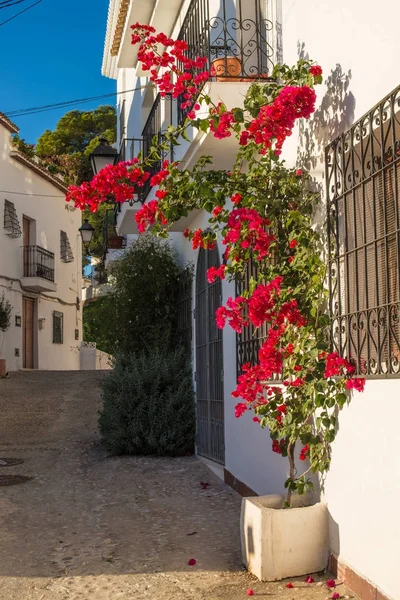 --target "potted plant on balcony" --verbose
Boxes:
[210,46,242,82]
[108,234,126,249]
[67,27,359,584]
[0,293,12,377]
